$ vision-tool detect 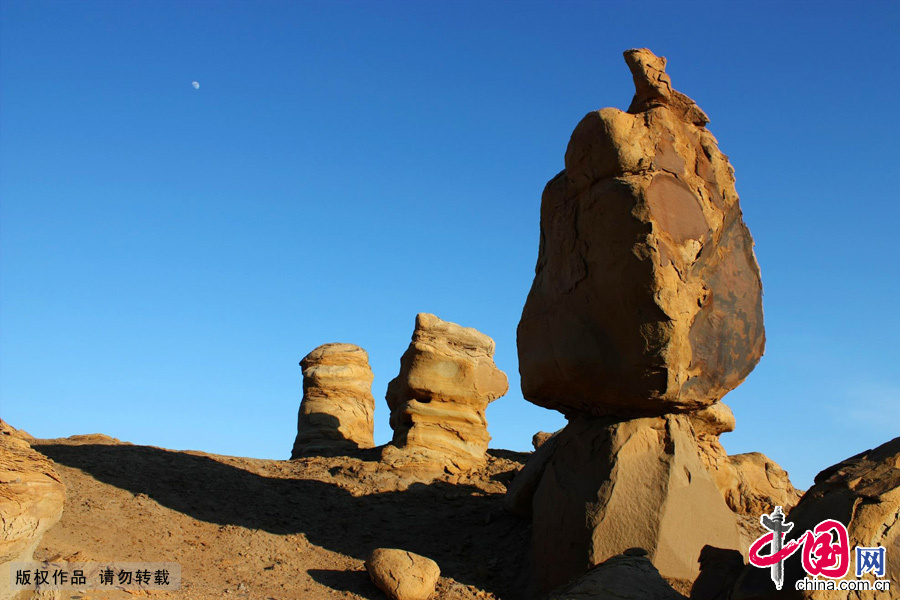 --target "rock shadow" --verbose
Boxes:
[32,442,529,598]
